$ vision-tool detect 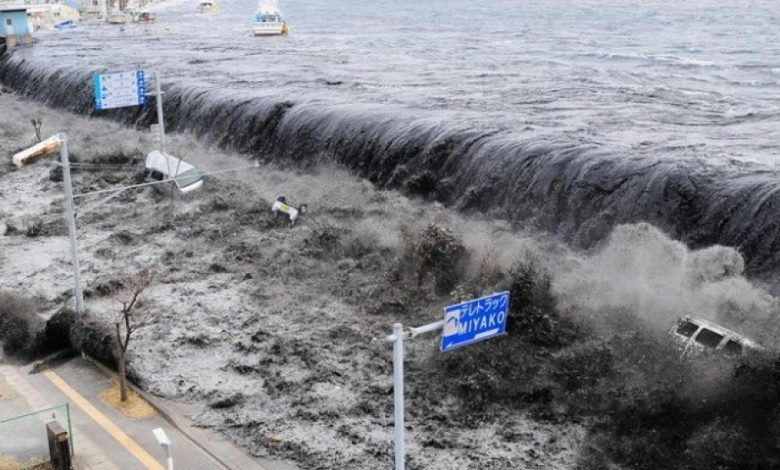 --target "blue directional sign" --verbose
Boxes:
[93,70,146,110]
[440,291,510,352]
